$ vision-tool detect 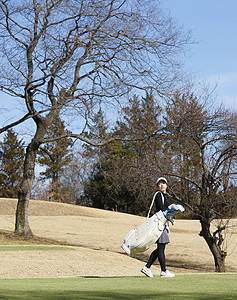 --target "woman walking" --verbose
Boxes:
[141,177,175,278]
